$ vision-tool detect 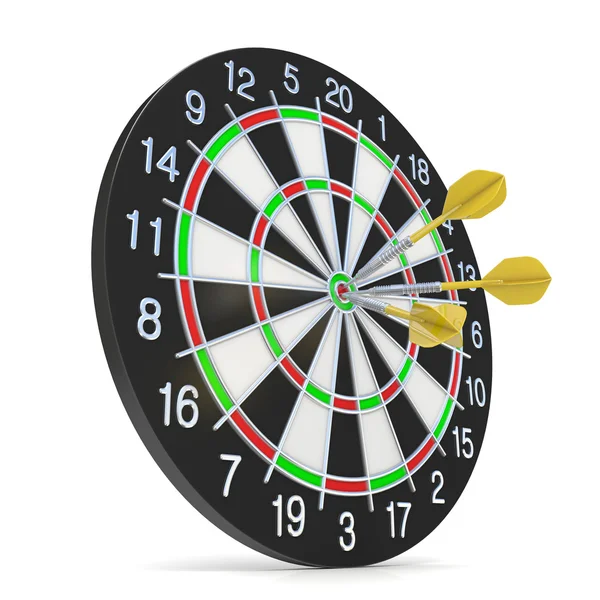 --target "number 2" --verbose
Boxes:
[431,470,446,504]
